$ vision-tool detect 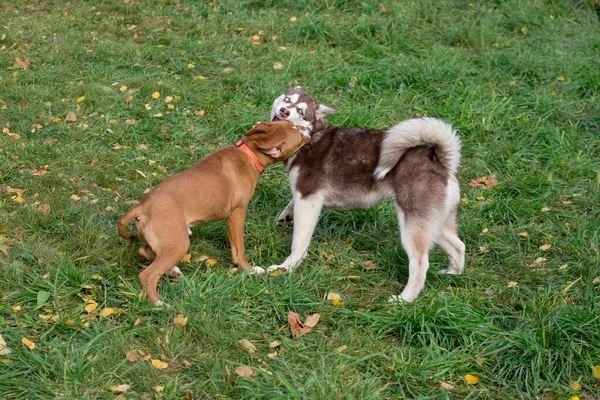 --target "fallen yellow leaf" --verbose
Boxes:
[206,258,217,266]
[99,308,115,317]
[22,337,35,350]
[464,374,480,385]
[273,62,283,70]
[181,254,192,263]
[569,380,581,391]
[151,92,160,99]
[120,85,128,92]
[109,384,130,393]
[84,300,98,313]
[76,96,85,103]
[518,232,529,237]
[334,345,347,353]
[71,194,80,201]
[507,281,518,288]
[593,365,600,379]
[150,359,168,369]
[174,314,188,327]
